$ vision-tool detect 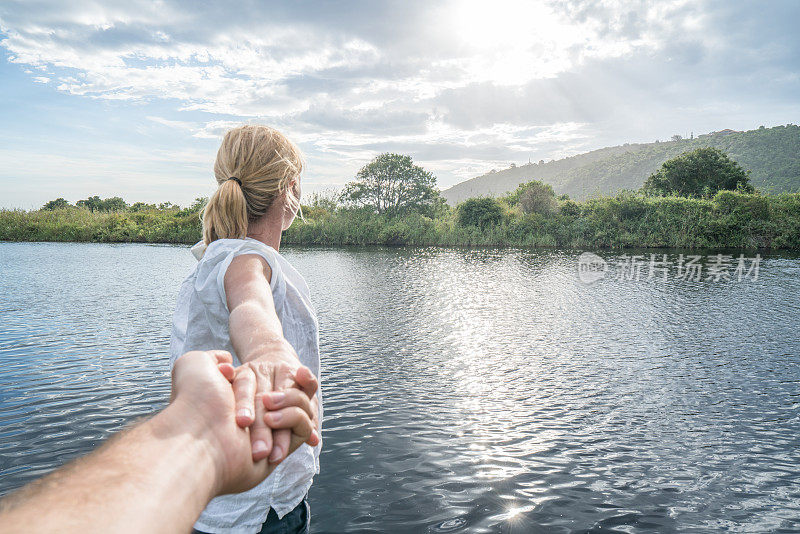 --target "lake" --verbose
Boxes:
[1,242,799,532]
